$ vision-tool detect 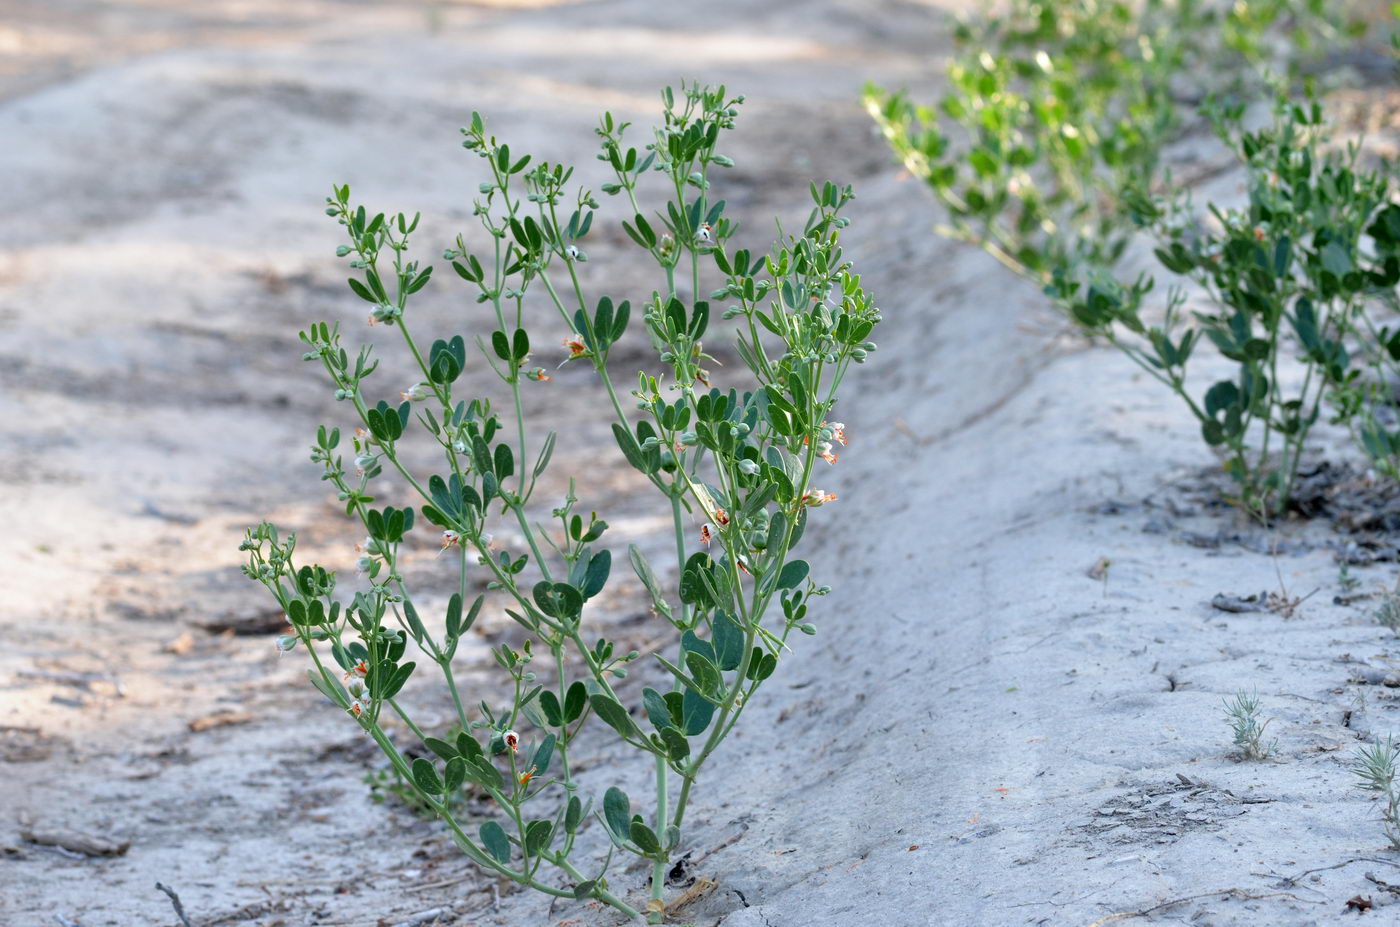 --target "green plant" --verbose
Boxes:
[239,83,880,923]
[1375,581,1400,634]
[1338,561,1361,594]
[1326,194,1400,479]
[364,763,457,817]
[865,0,1185,281]
[865,1,1371,518]
[1052,95,1394,517]
[863,0,1351,288]
[1351,735,1400,848]
[1223,690,1275,759]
